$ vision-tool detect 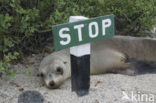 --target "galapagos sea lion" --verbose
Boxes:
[39,36,156,89]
